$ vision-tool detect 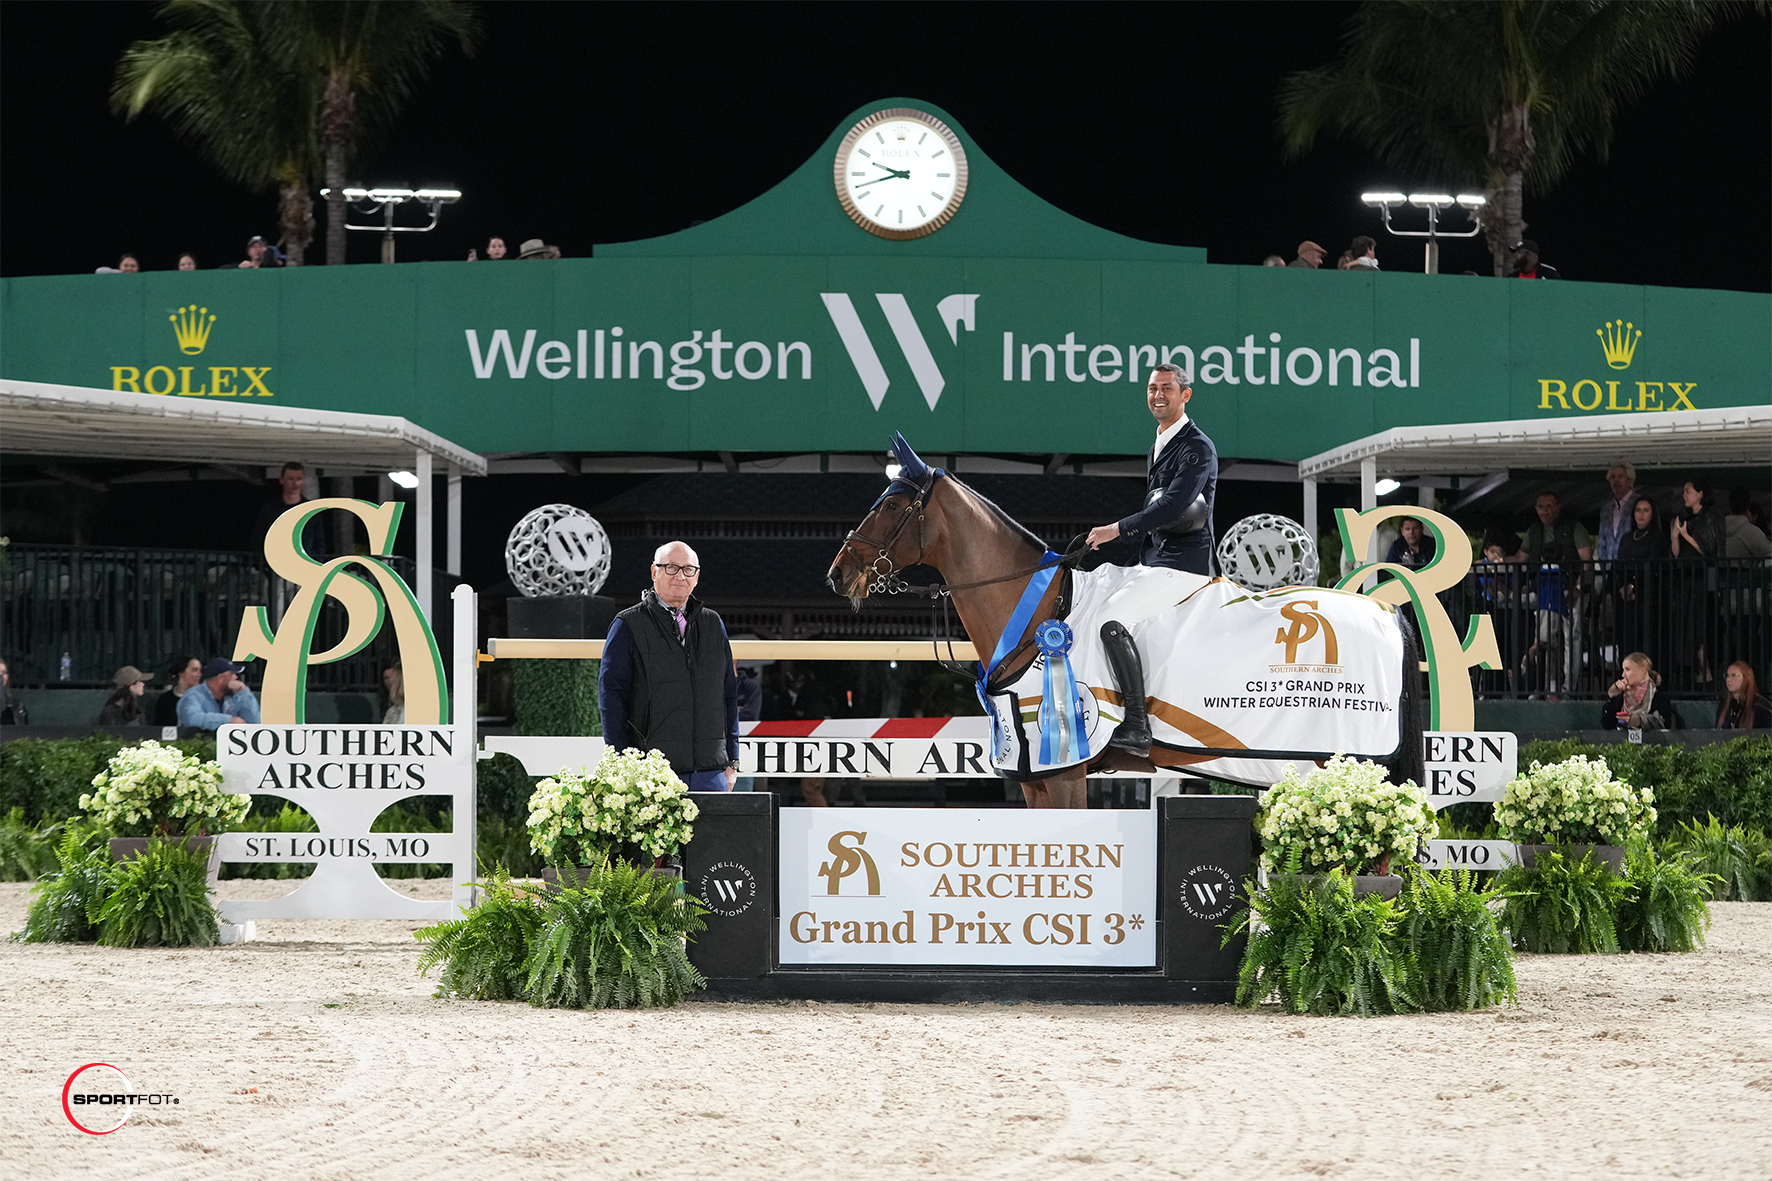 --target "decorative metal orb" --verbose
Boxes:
[1217,514,1319,590]
[505,504,611,597]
